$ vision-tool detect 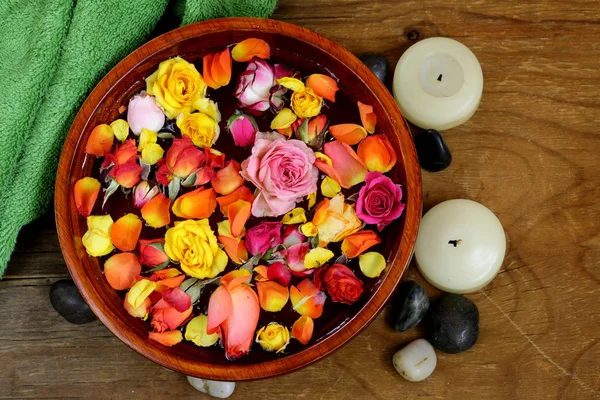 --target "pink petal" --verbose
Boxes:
[221,285,260,359]
[268,262,292,287]
[207,285,233,334]
[322,141,368,188]
[162,287,191,313]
